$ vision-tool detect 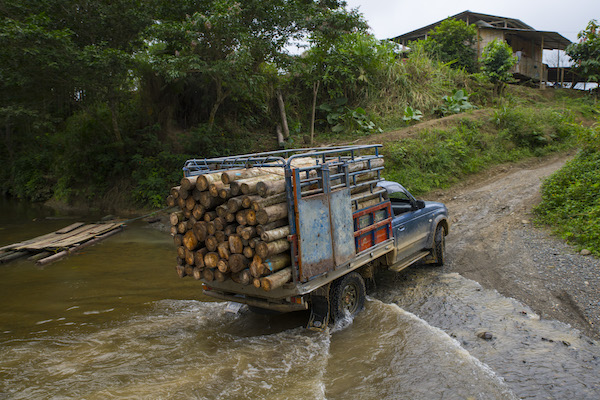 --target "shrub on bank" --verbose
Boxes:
[535,124,600,256]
